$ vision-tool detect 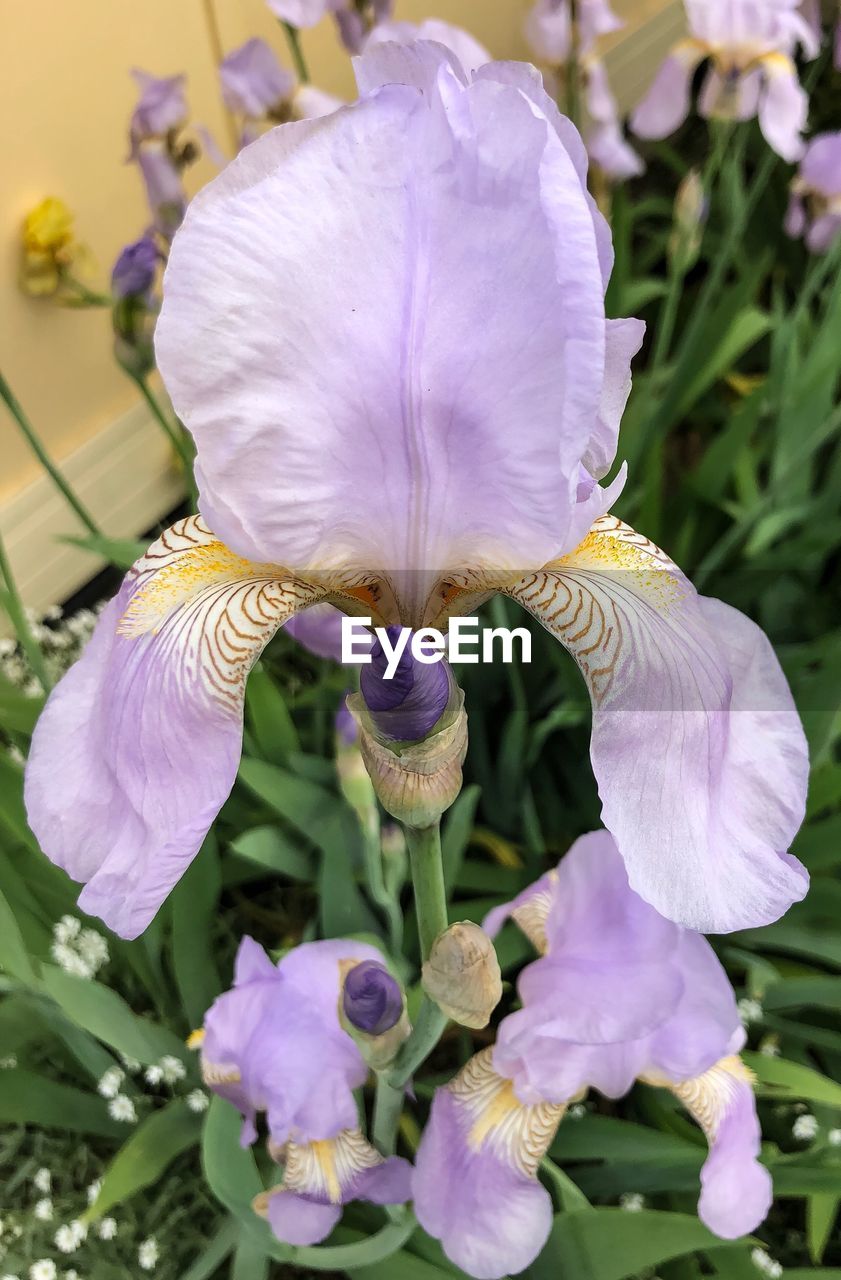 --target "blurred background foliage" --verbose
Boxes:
[1,22,841,1280]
